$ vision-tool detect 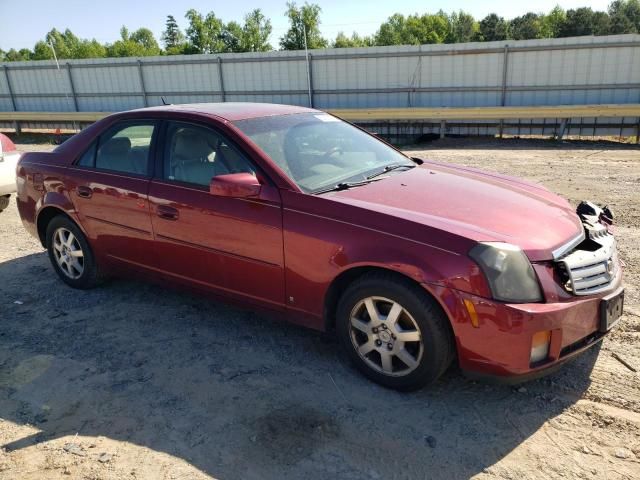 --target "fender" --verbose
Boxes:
[35,191,88,246]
